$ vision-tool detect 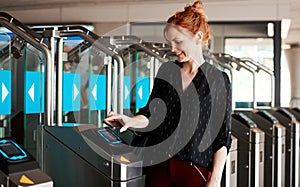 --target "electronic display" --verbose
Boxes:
[0,143,22,157]
[0,139,28,161]
[98,129,122,144]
